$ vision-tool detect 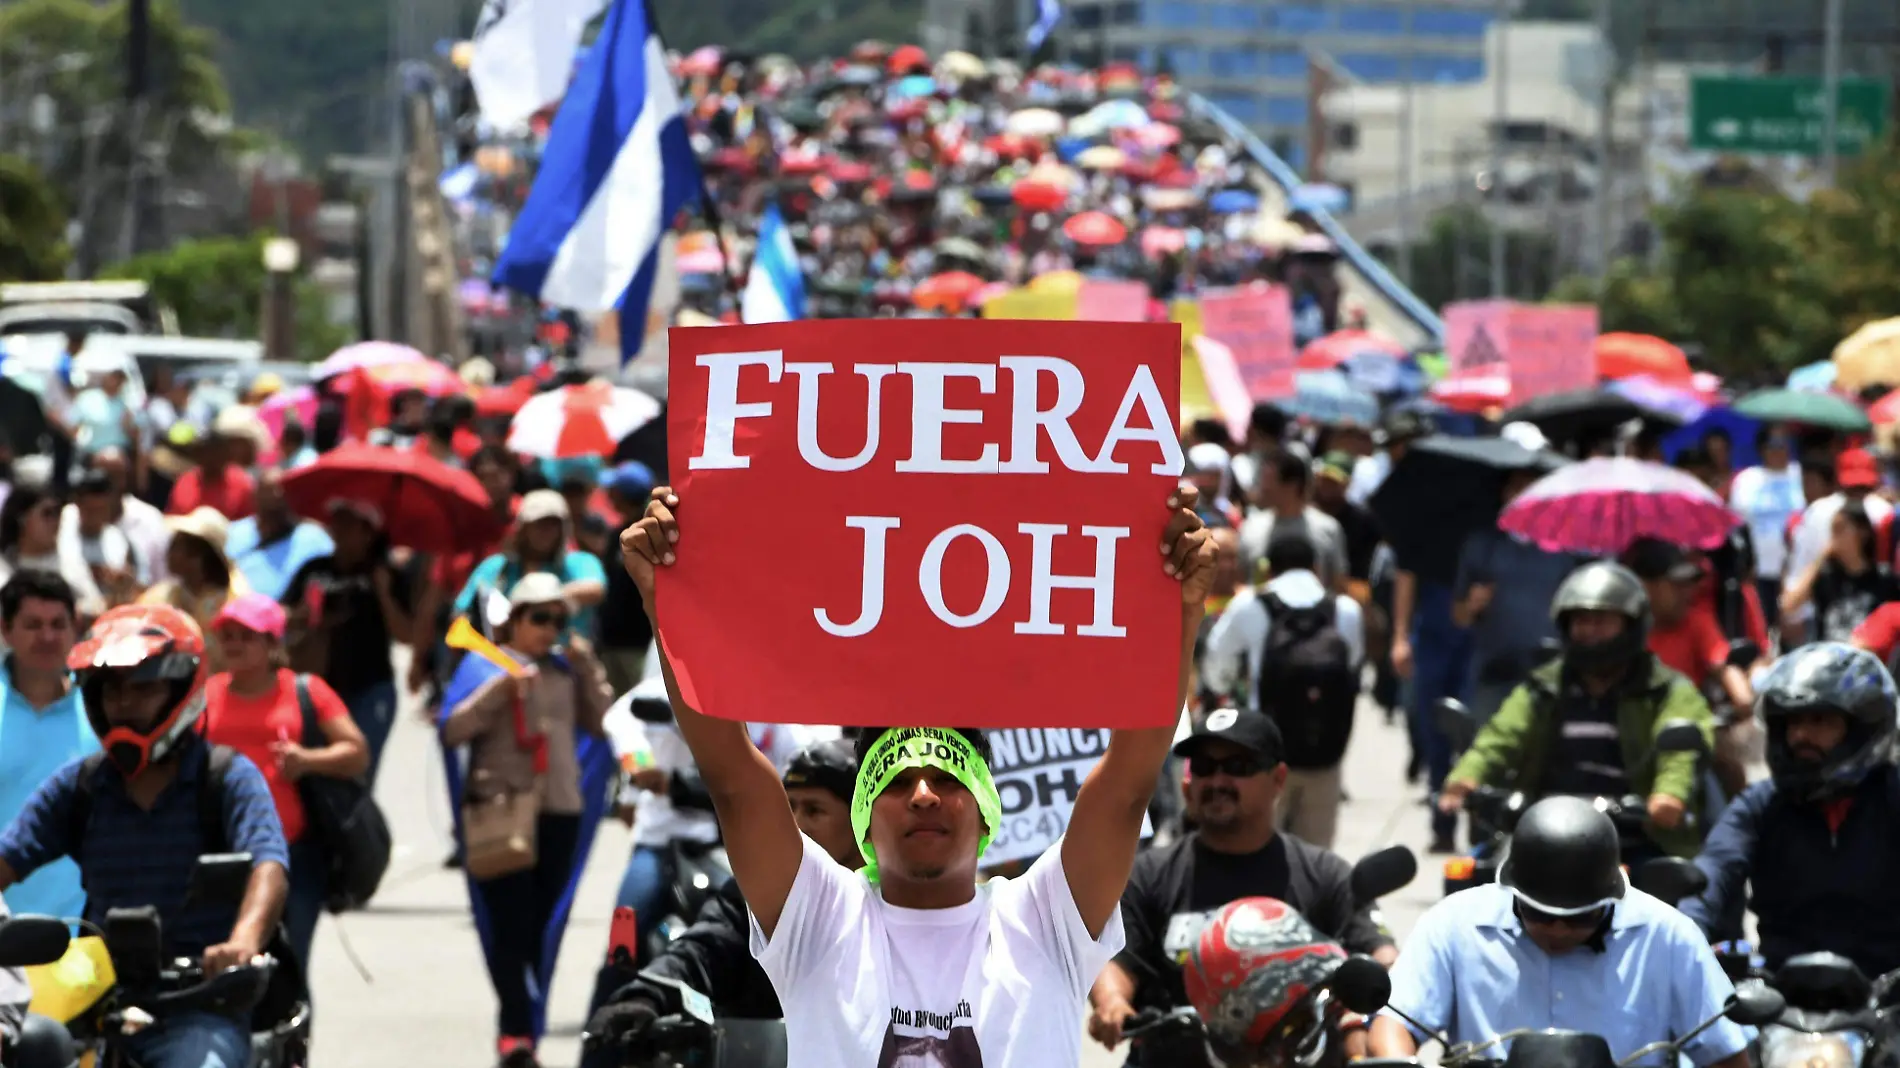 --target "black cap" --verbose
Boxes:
[1622,537,1703,583]
[1173,707,1285,764]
